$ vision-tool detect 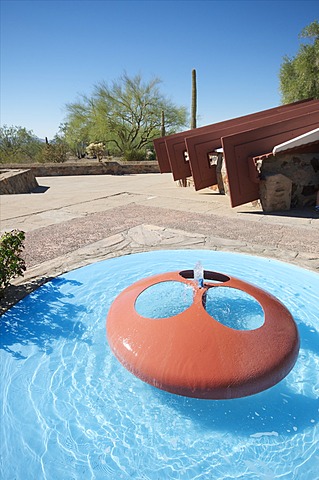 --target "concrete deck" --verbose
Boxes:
[1,173,318,312]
